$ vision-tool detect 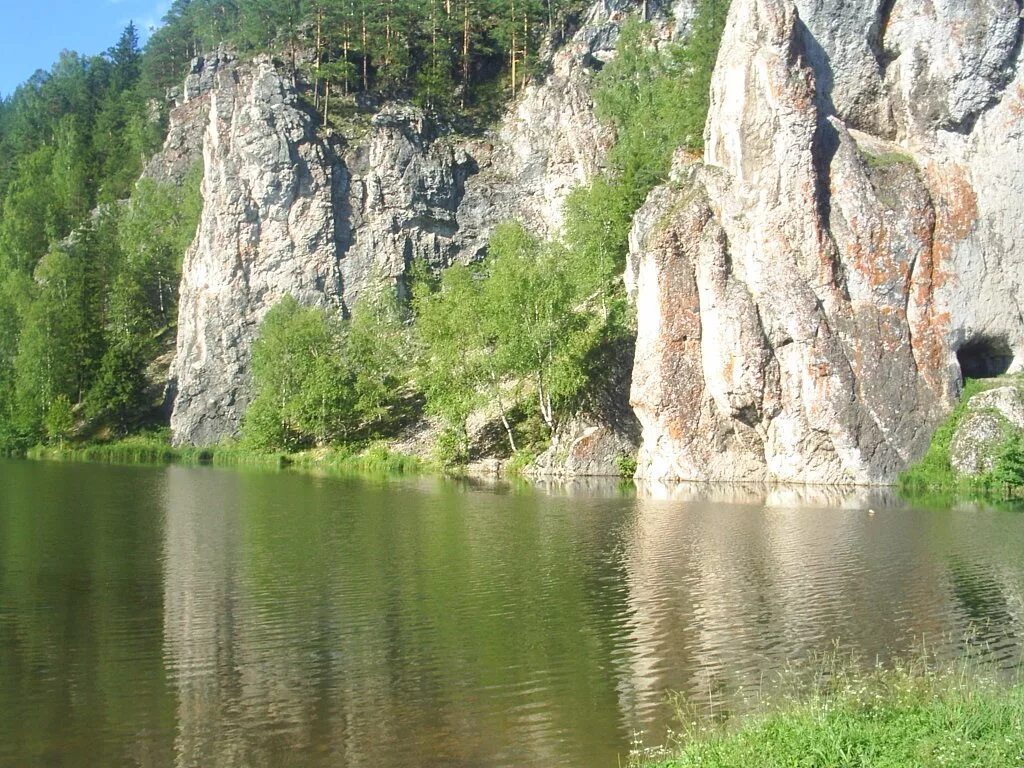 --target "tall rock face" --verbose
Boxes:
[170,57,346,446]
[143,49,234,187]
[168,1,677,447]
[629,0,1024,484]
